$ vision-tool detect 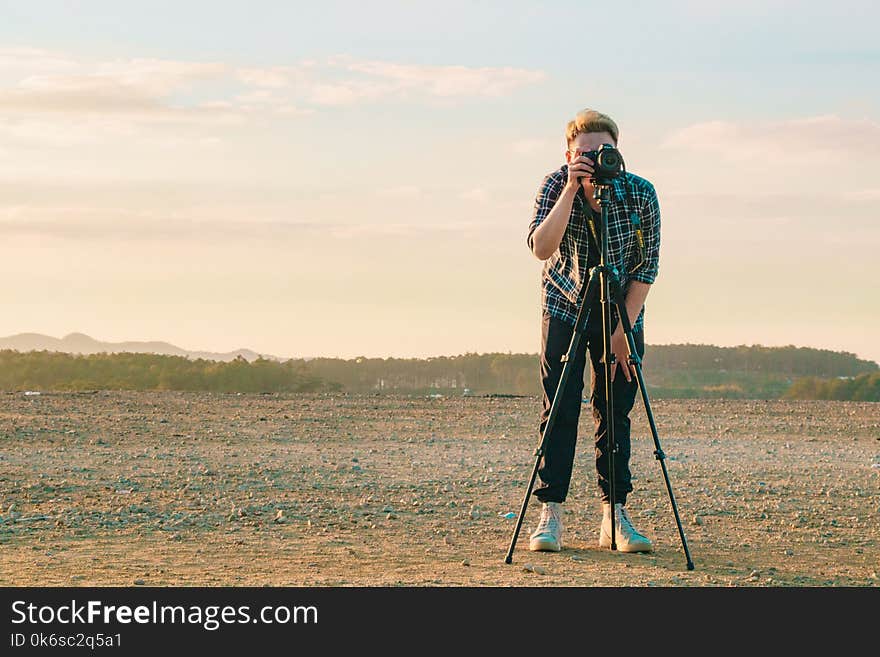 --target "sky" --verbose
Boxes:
[1,1,878,363]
